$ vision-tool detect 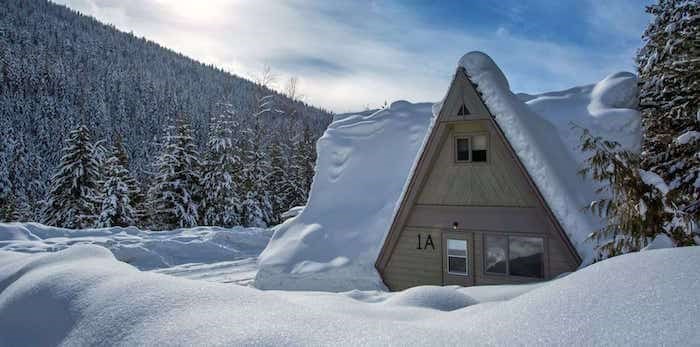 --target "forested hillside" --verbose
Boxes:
[0,0,333,228]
